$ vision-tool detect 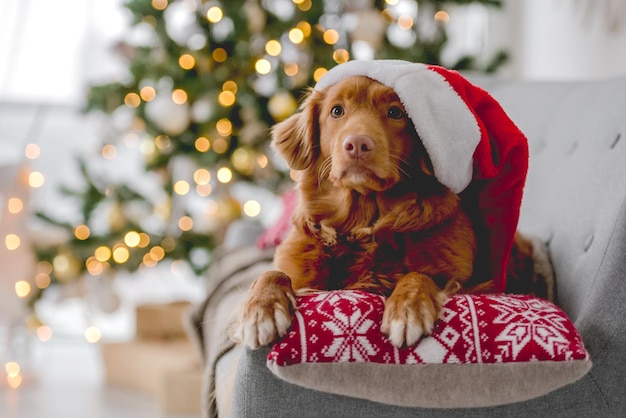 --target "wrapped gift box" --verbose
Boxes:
[101,338,197,394]
[160,367,204,415]
[135,301,191,340]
